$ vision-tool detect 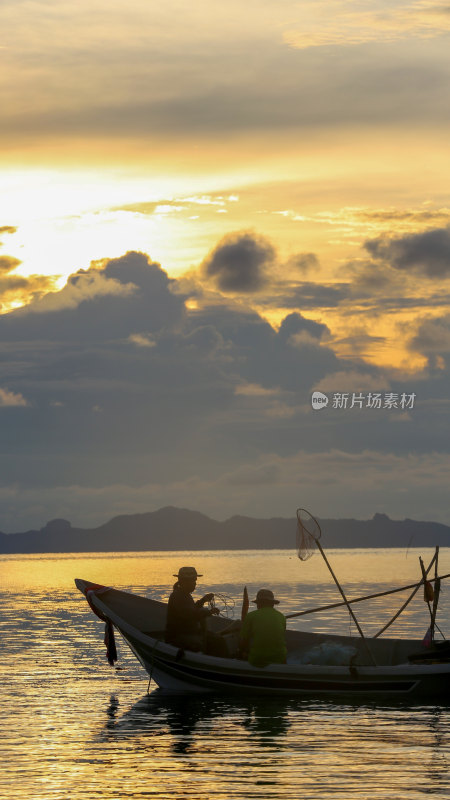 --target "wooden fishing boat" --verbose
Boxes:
[75,578,450,699]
